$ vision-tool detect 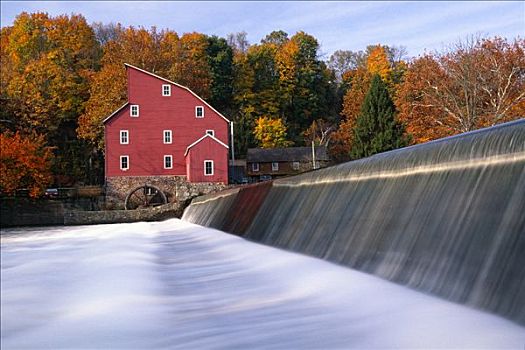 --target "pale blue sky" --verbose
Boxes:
[1,1,523,58]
